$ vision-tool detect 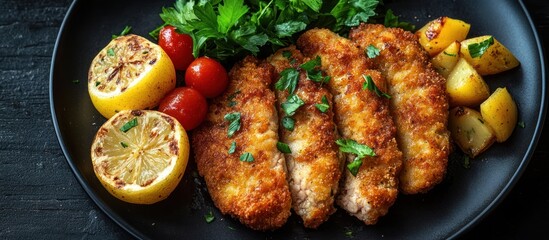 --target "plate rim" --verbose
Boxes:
[48,0,547,239]
[448,0,547,238]
[49,0,147,239]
